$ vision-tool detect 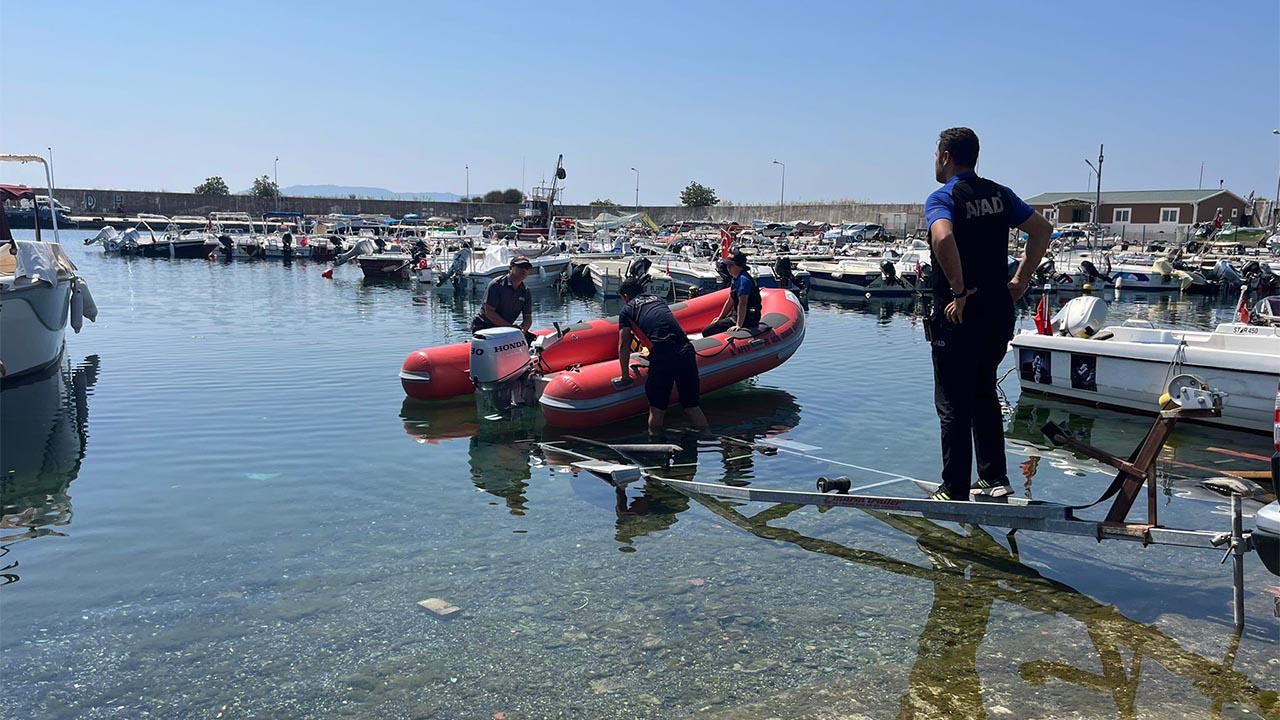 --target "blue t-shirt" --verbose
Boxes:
[731,272,752,298]
[925,171,1033,230]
